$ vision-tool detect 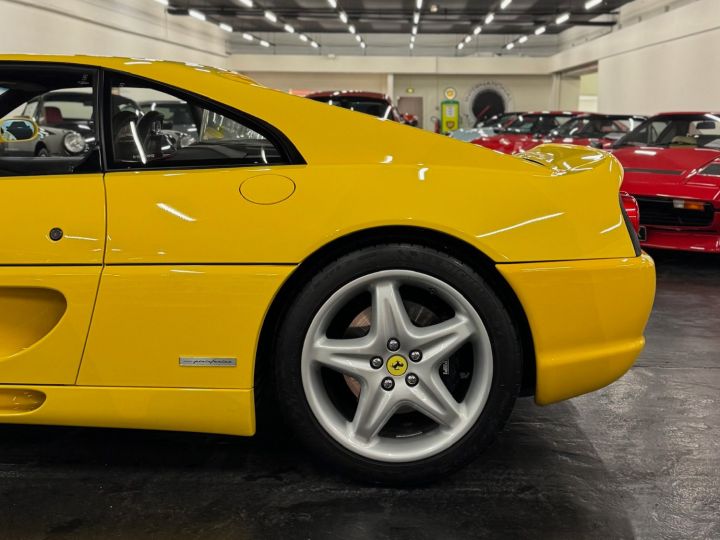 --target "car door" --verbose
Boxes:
[0,63,105,384]
[78,71,300,390]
